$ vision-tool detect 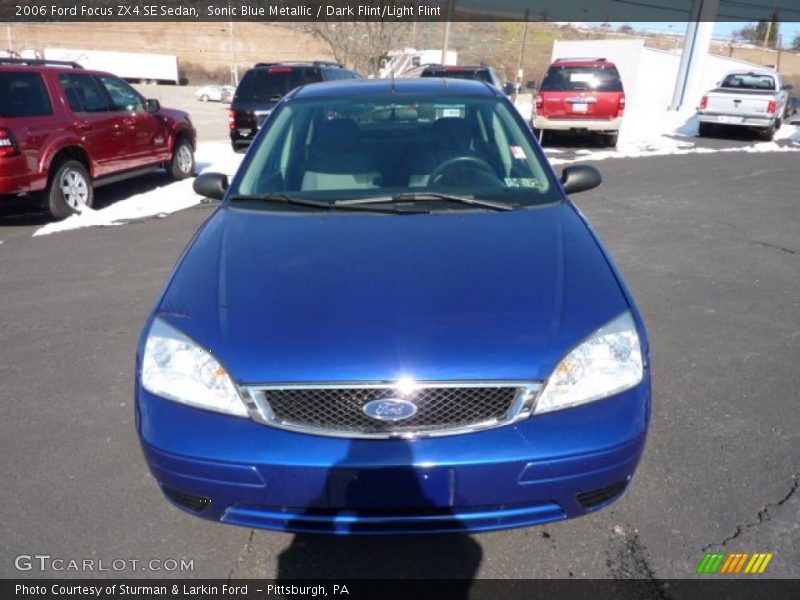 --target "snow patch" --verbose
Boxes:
[33,142,242,237]
[547,107,800,165]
